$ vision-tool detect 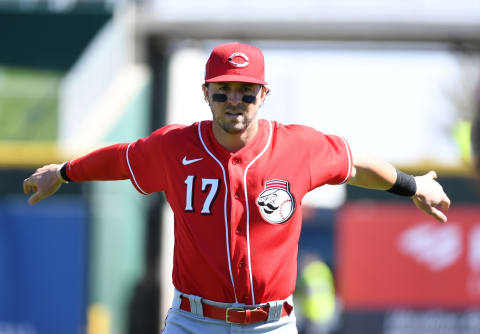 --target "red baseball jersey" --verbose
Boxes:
[68,119,352,305]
